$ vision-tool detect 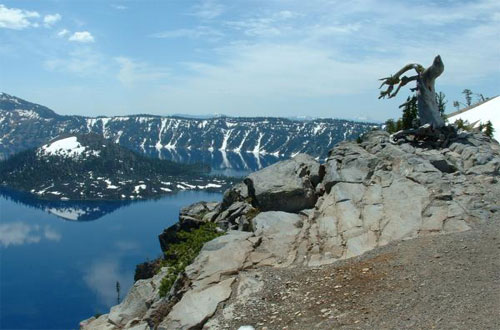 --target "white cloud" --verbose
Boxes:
[43,13,61,27]
[151,26,223,40]
[0,4,40,30]
[57,28,69,37]
[0,222,61,247]
[191,0,224,19]
[69,31,95,43]
[115,57,169,87]
[83,259,133,306]
[44,227,61,241]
